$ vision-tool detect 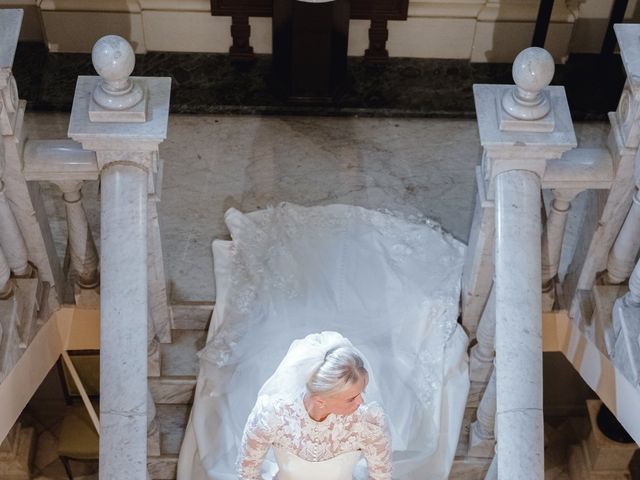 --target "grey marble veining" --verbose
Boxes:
[160,330,206,377]
[24,113,608,303]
